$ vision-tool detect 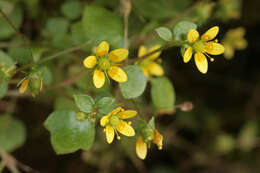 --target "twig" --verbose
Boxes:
[15,41,92,73]
[121,0,131,48]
